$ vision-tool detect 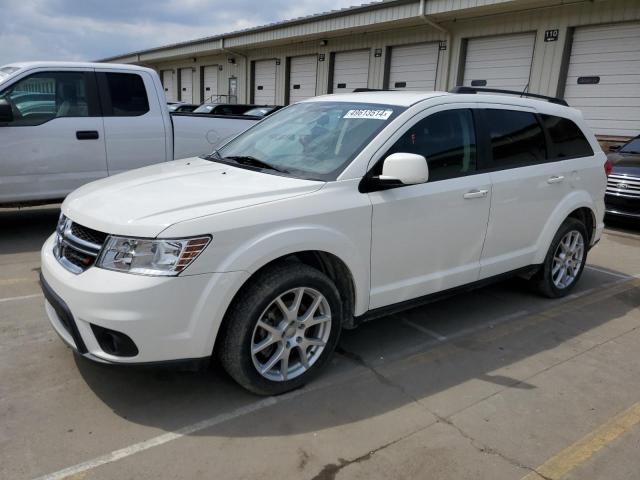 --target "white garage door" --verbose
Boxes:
[180,68,193,103]
[462,33,536,90]
[332,50,370,92]
[288,55,318,104]
[389,43,439,91]
[161,70,175,102]
[203,65,218,102]
[254,60,277,104]
[564,23,640,137]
